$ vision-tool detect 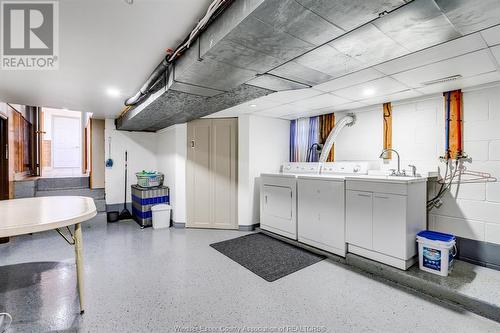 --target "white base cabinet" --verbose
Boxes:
[345,179,426,270]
